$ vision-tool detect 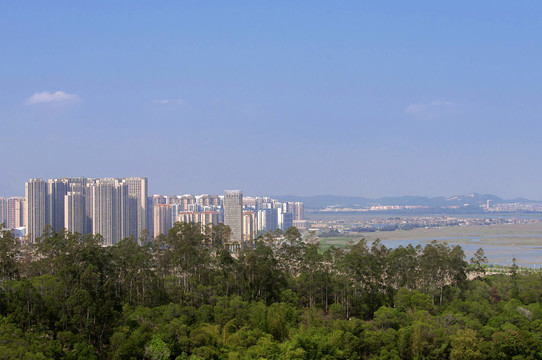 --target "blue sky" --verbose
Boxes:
[1,1,542,199]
